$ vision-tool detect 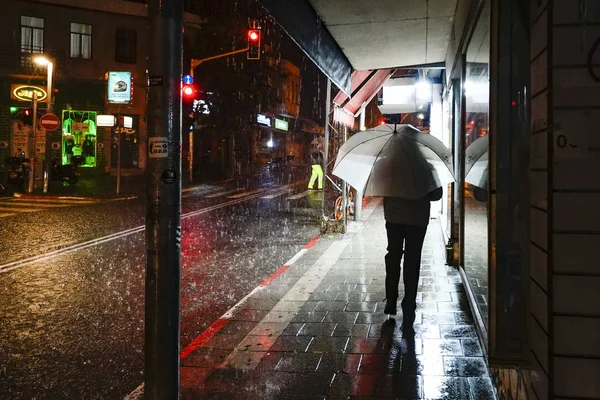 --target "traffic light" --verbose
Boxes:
[183,85,194,97]
[17,108,33,126]
[247,29,261,60]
